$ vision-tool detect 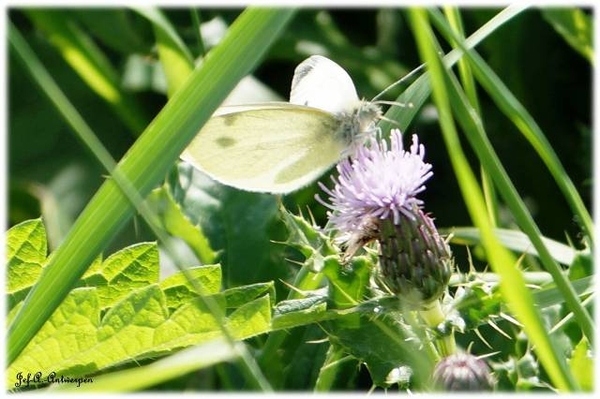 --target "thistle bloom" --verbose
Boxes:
[318,128,452,306]
[318,129,433,248]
